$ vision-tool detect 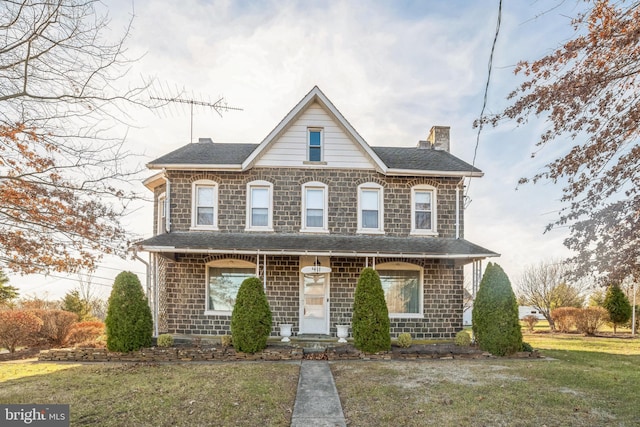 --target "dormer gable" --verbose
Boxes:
[243,86,387,172]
